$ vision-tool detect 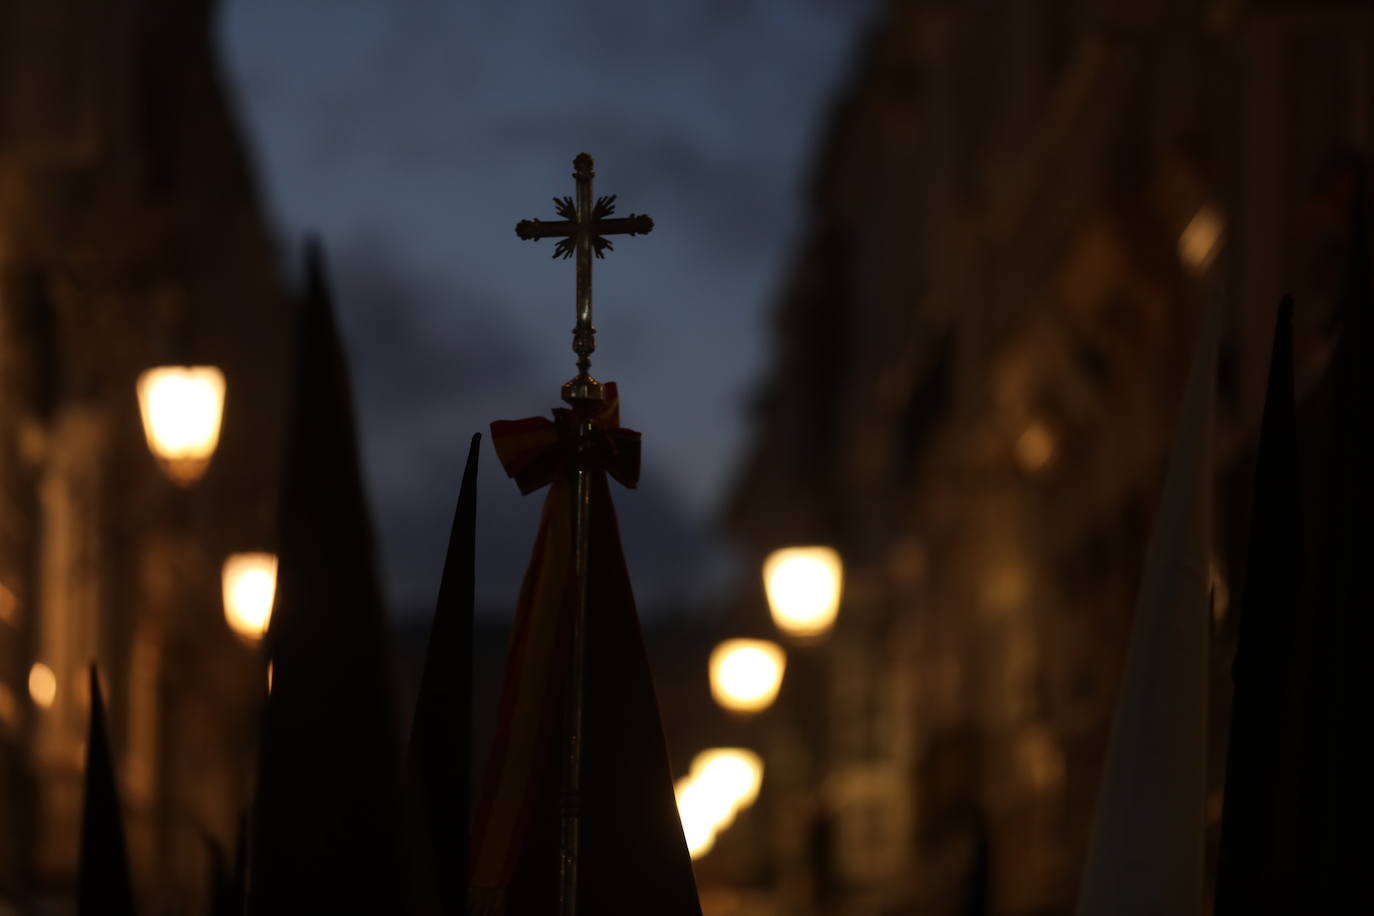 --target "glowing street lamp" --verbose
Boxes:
[691,748,764,815]
[673,747,765,860]
[222,552,278,642]
[28,662,57,709]
[763,546,843,639]
[136,366,226,485]
[709,638,785,714]
[674,777,720,860]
